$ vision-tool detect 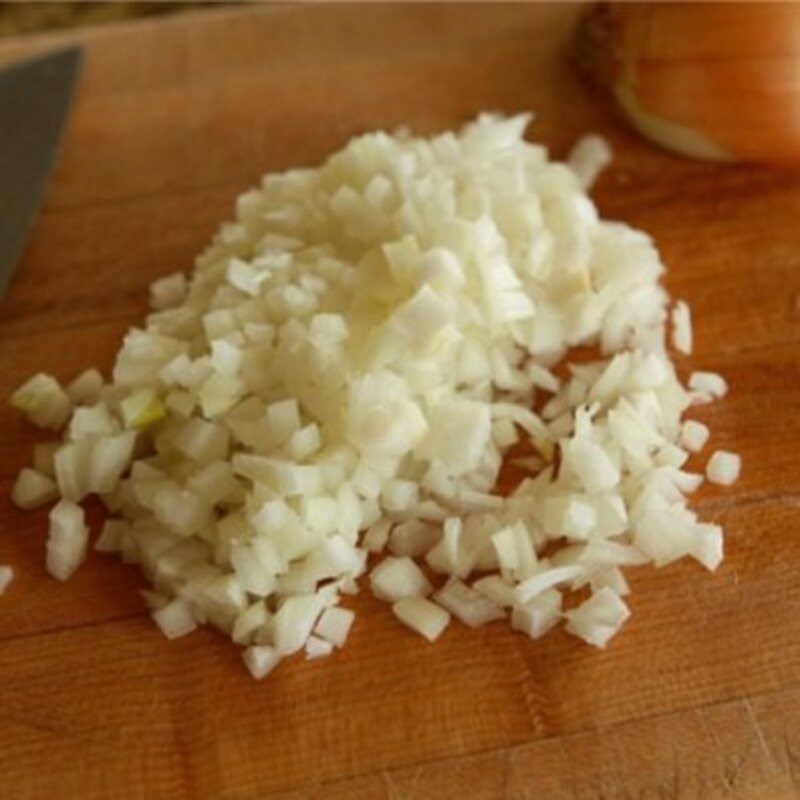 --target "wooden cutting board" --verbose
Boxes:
[1,5,799,798]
